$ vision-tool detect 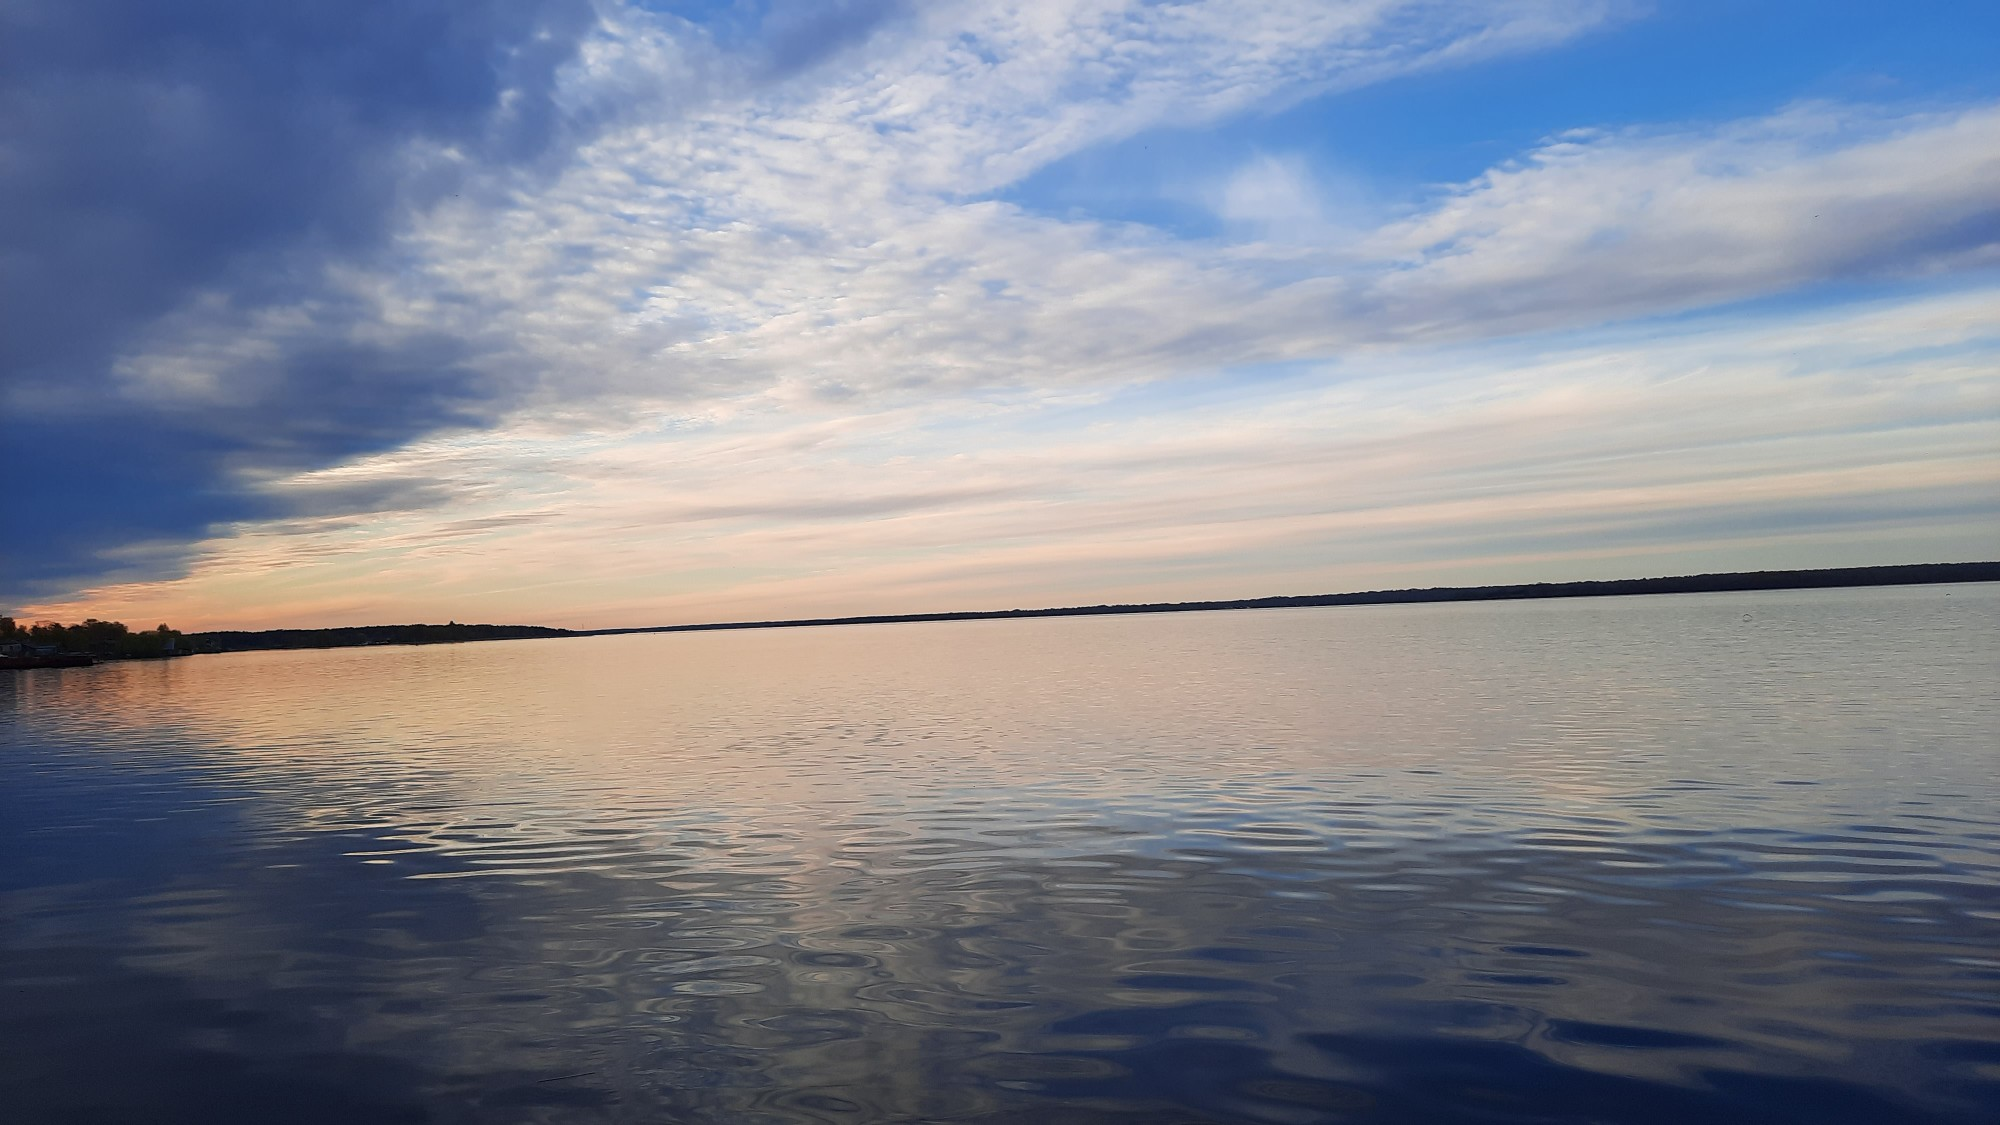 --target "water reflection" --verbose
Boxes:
[3,586,1998,1123]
